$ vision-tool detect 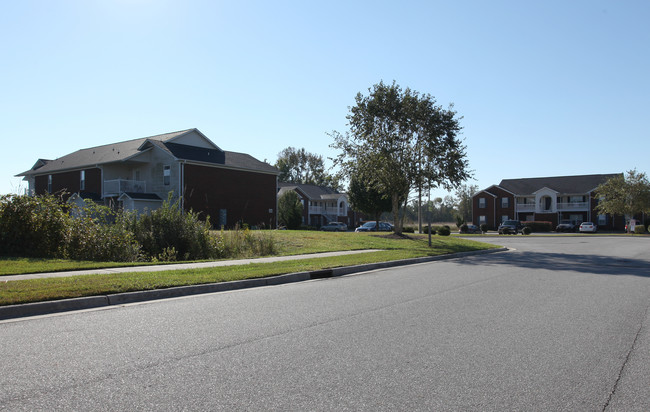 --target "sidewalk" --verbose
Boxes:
[0,247,508,321]
[1,250,384,282]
